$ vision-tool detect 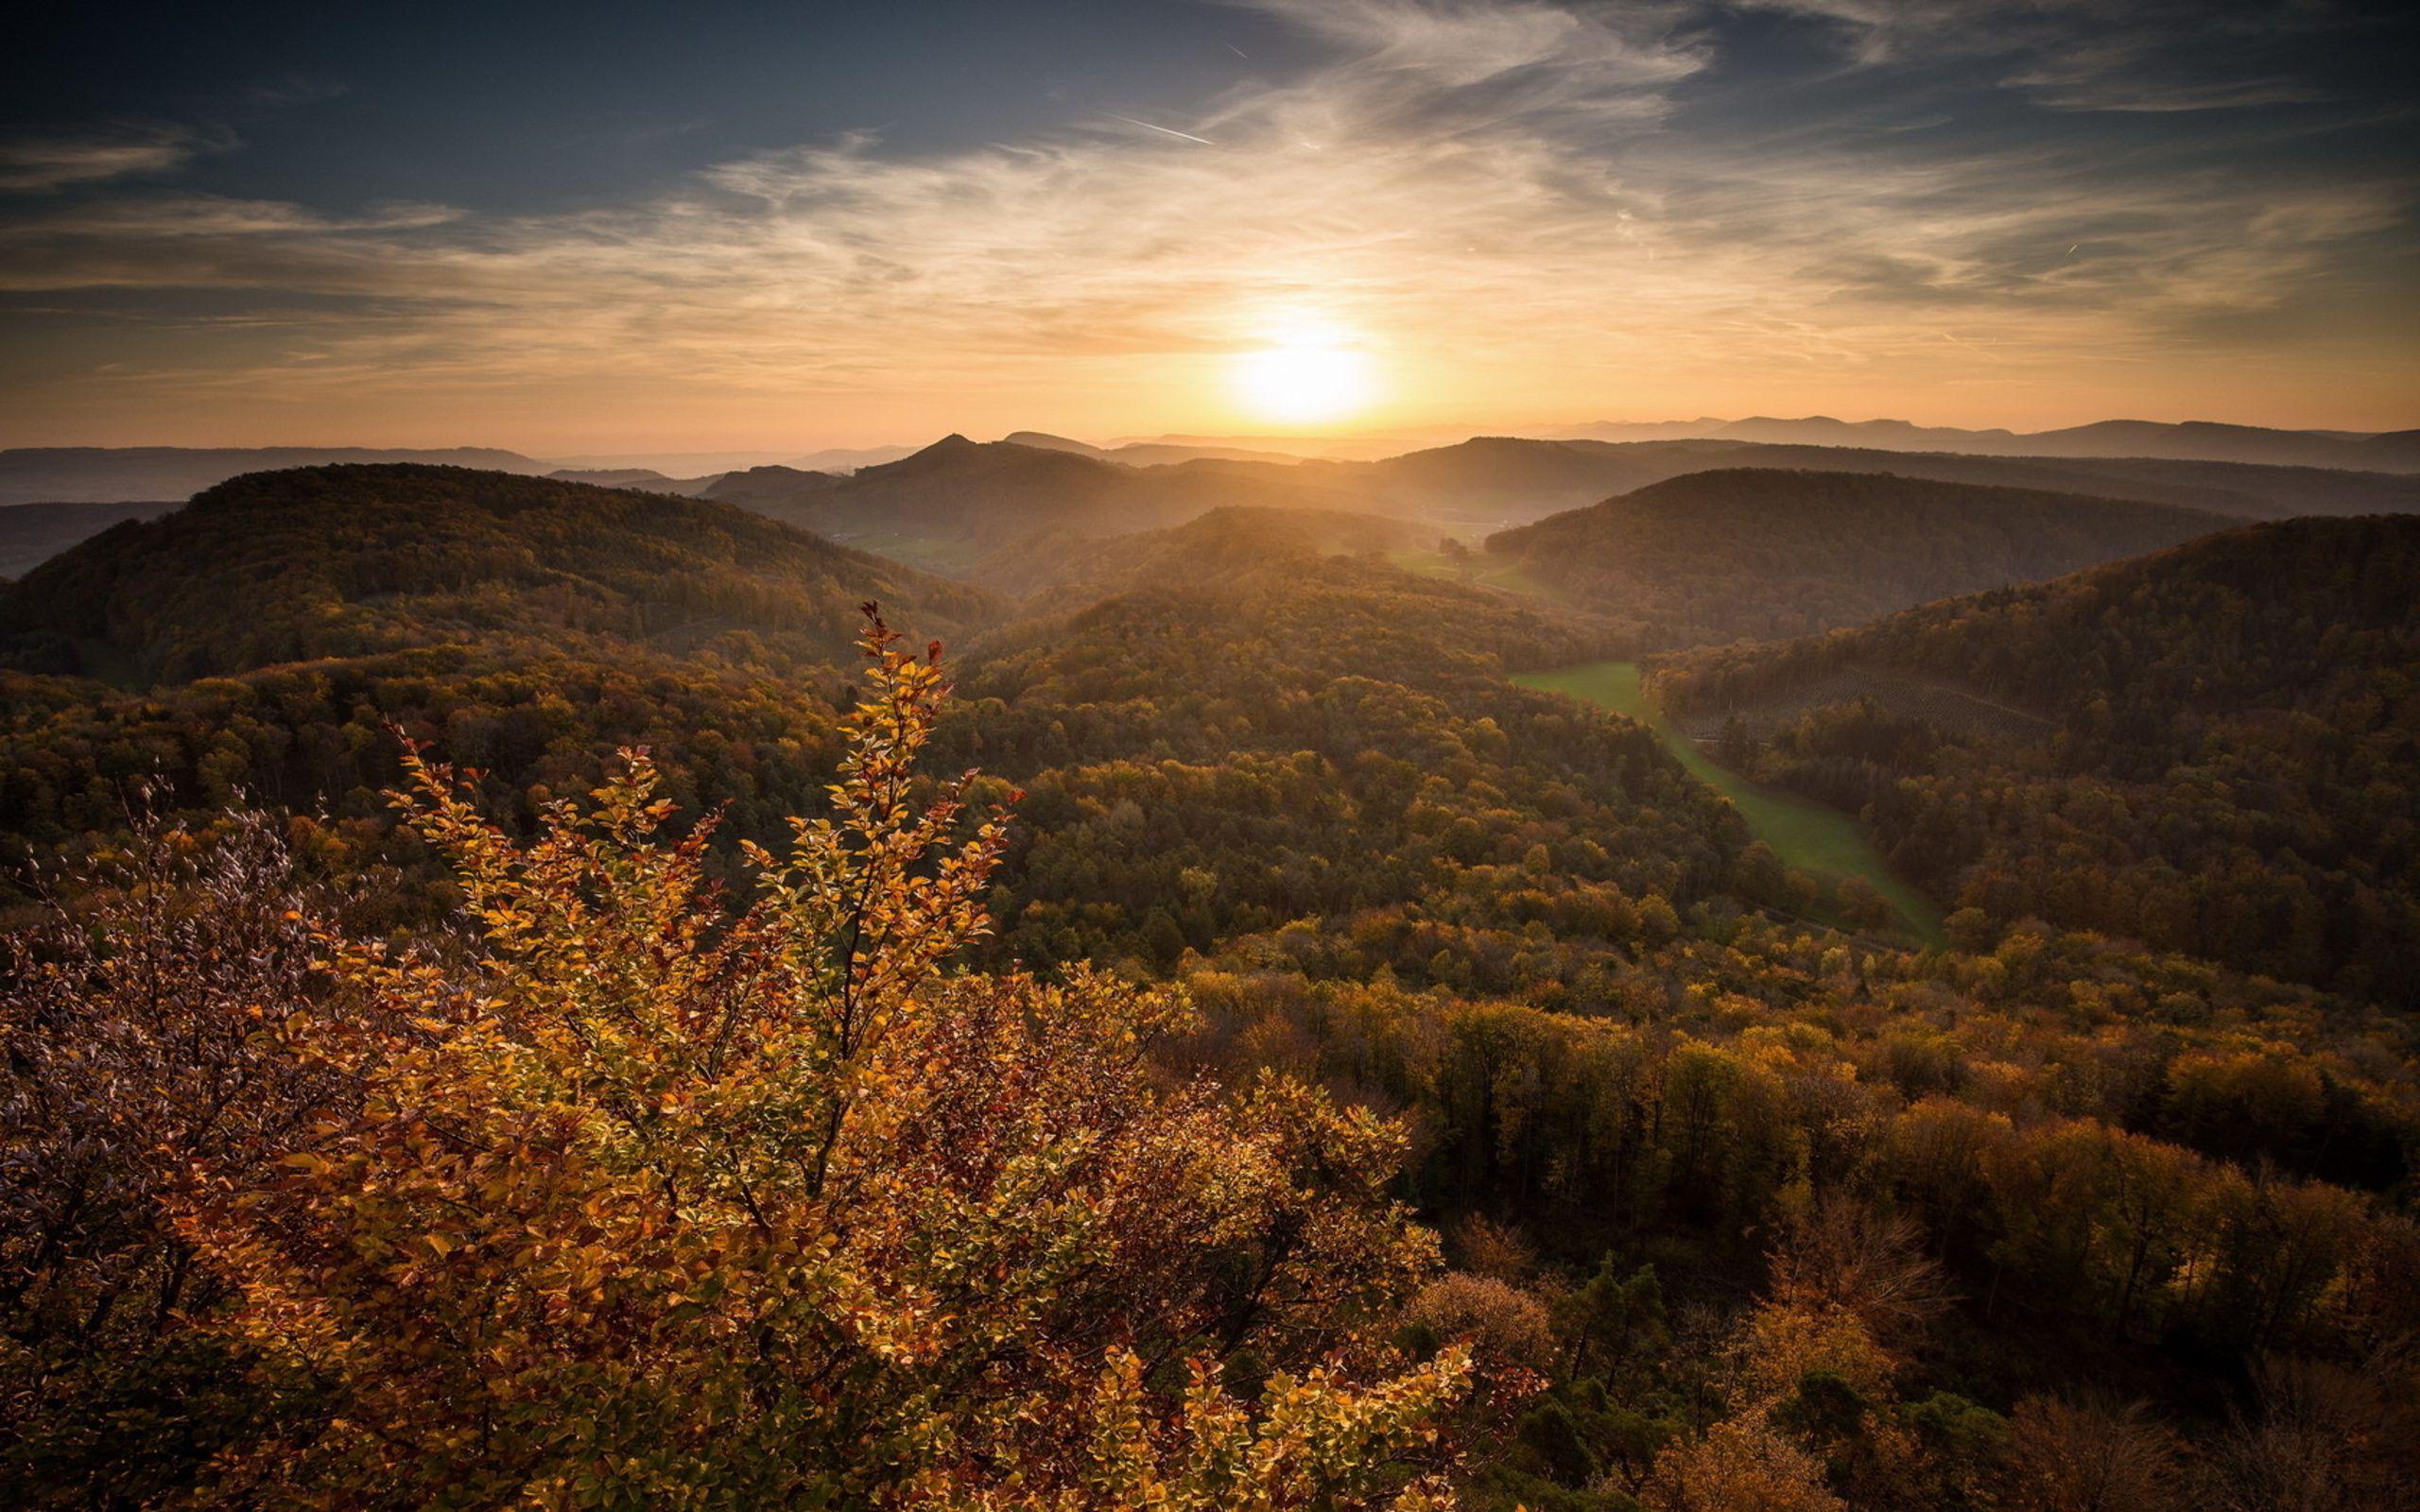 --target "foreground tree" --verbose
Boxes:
[95,612,1466,1507]
[2002,1397,2183,1512]
[2,805,352,1504]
